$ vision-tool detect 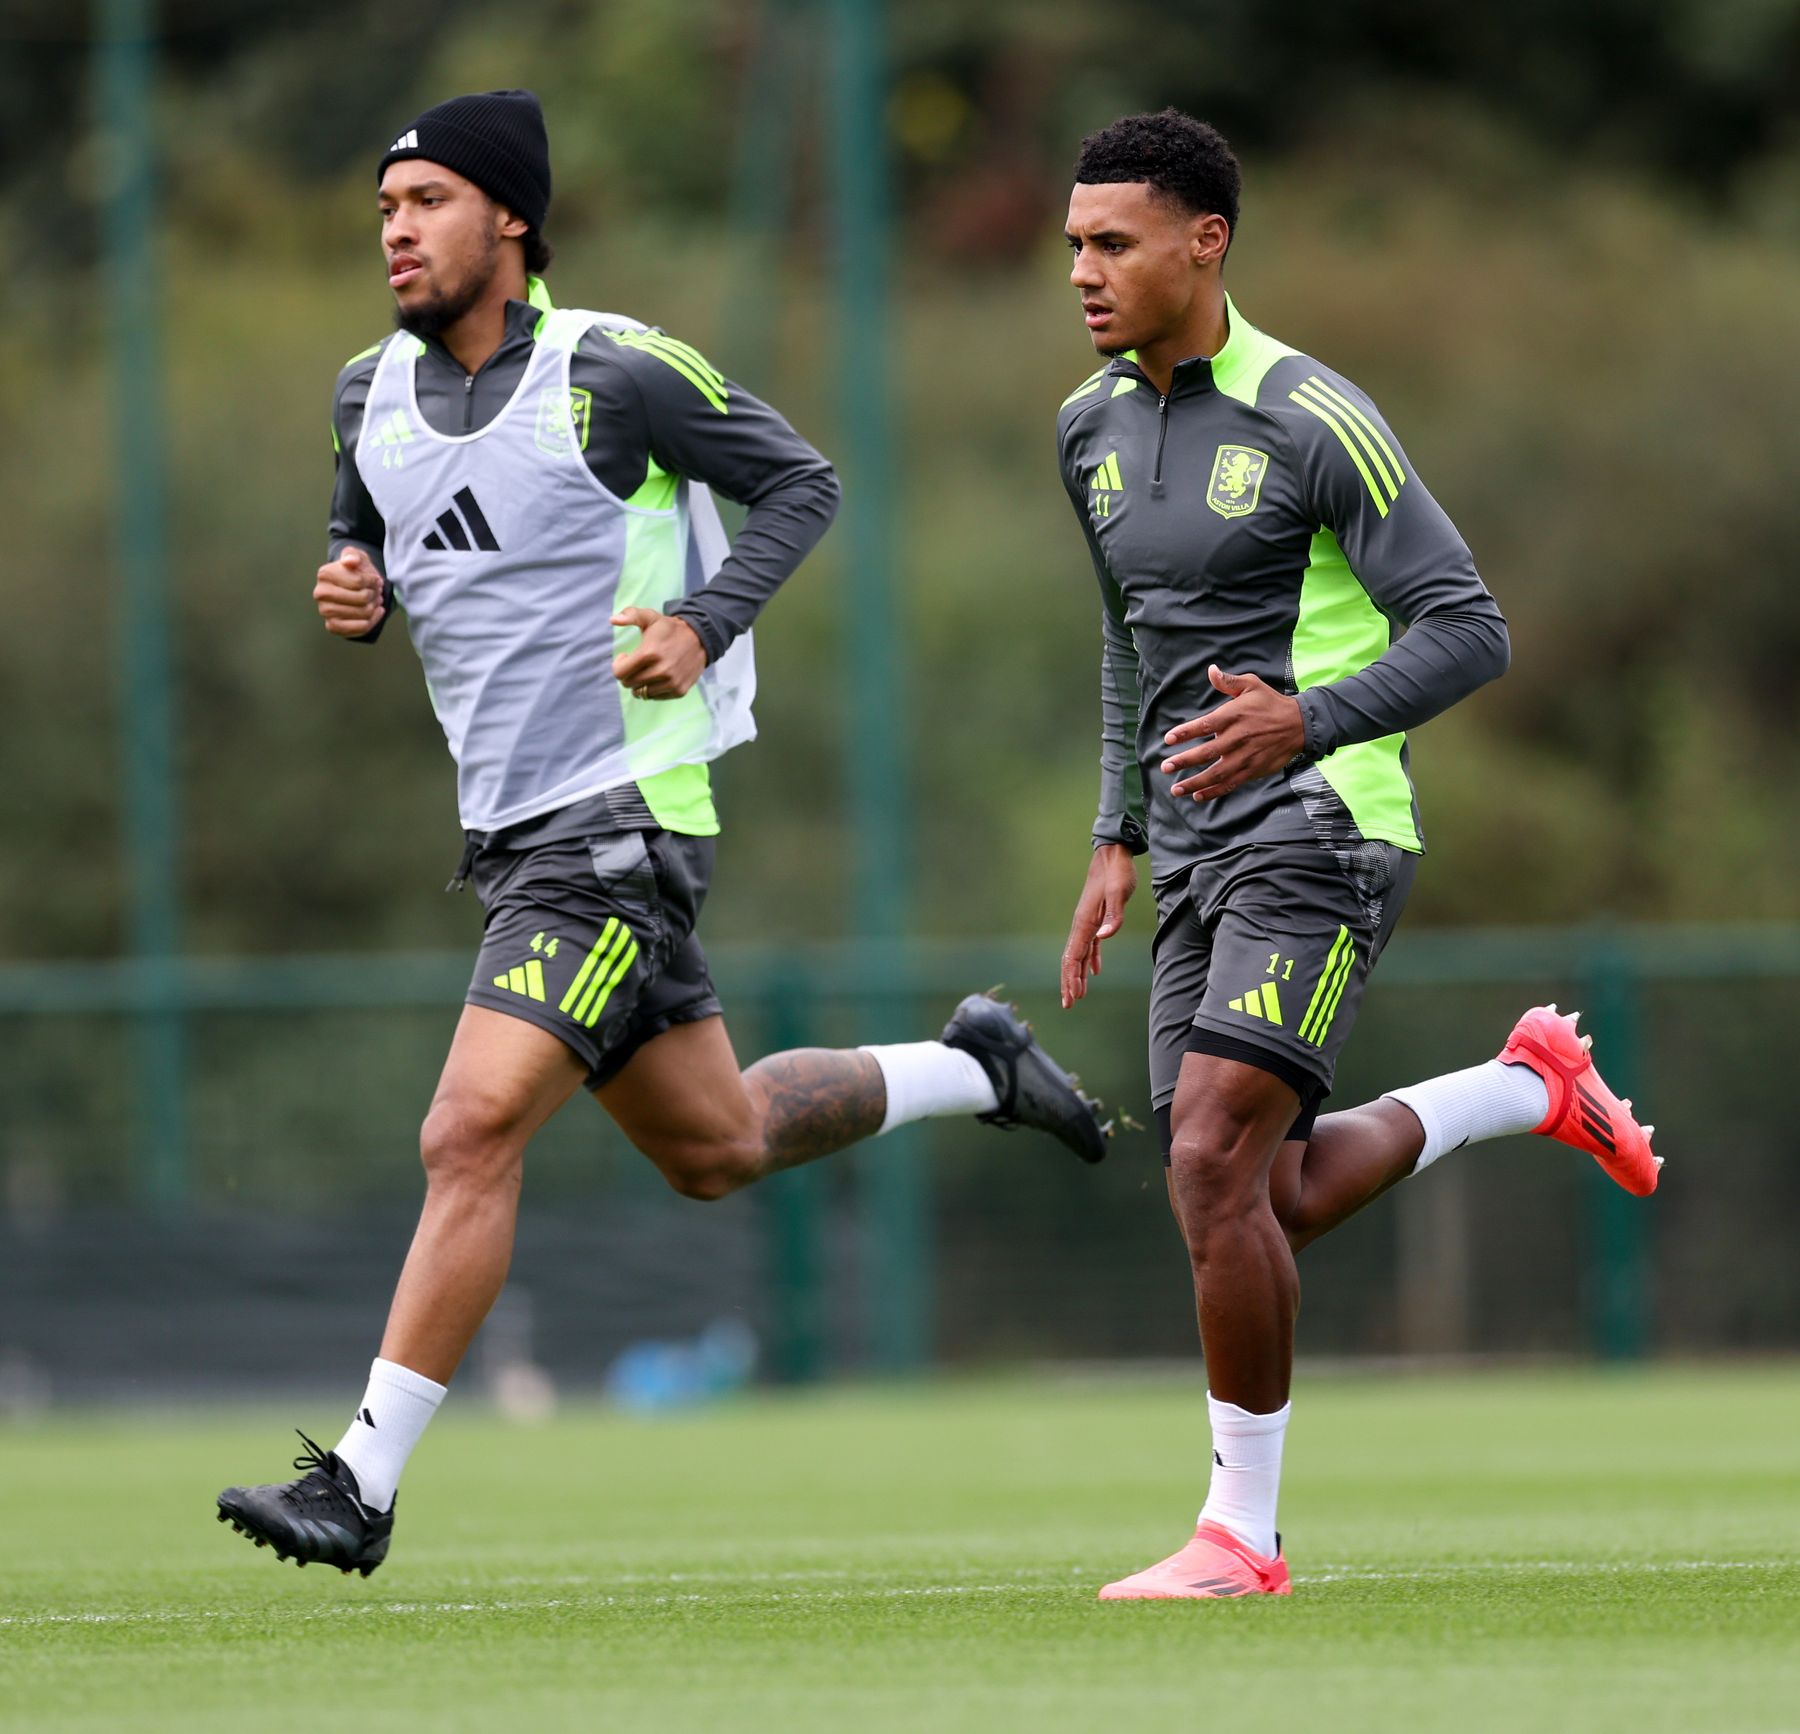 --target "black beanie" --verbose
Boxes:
[378,89,551,232]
